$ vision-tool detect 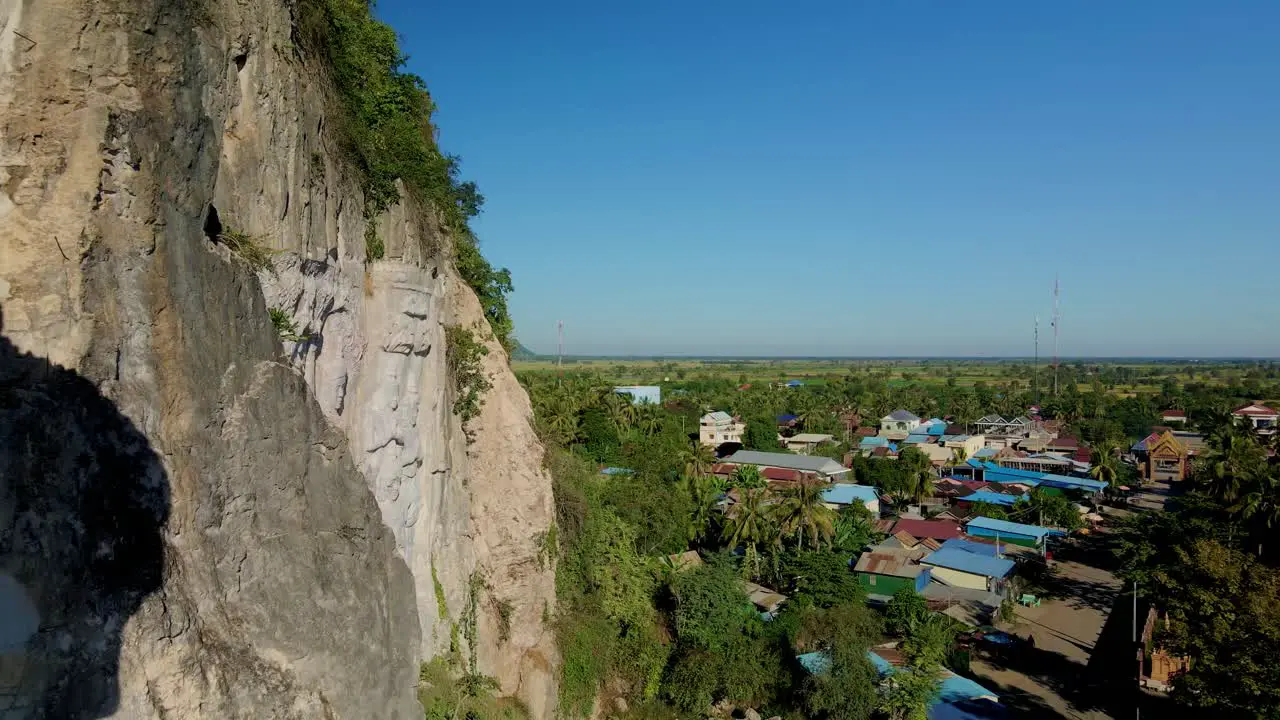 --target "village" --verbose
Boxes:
[627,397,1279,718]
